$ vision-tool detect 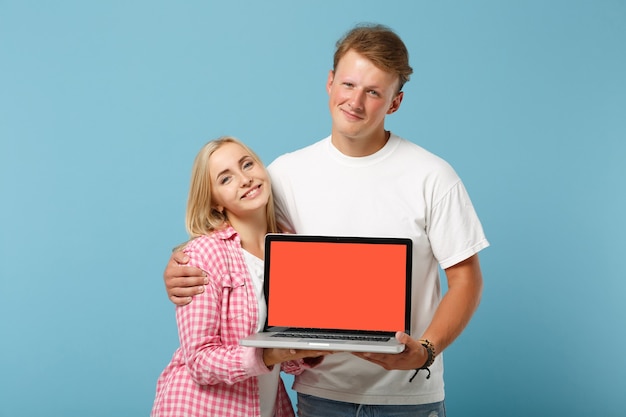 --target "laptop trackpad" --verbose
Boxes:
[307,341,332,347]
